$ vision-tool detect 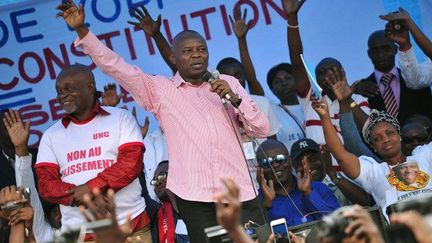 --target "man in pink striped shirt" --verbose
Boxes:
[57,1,269,242]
